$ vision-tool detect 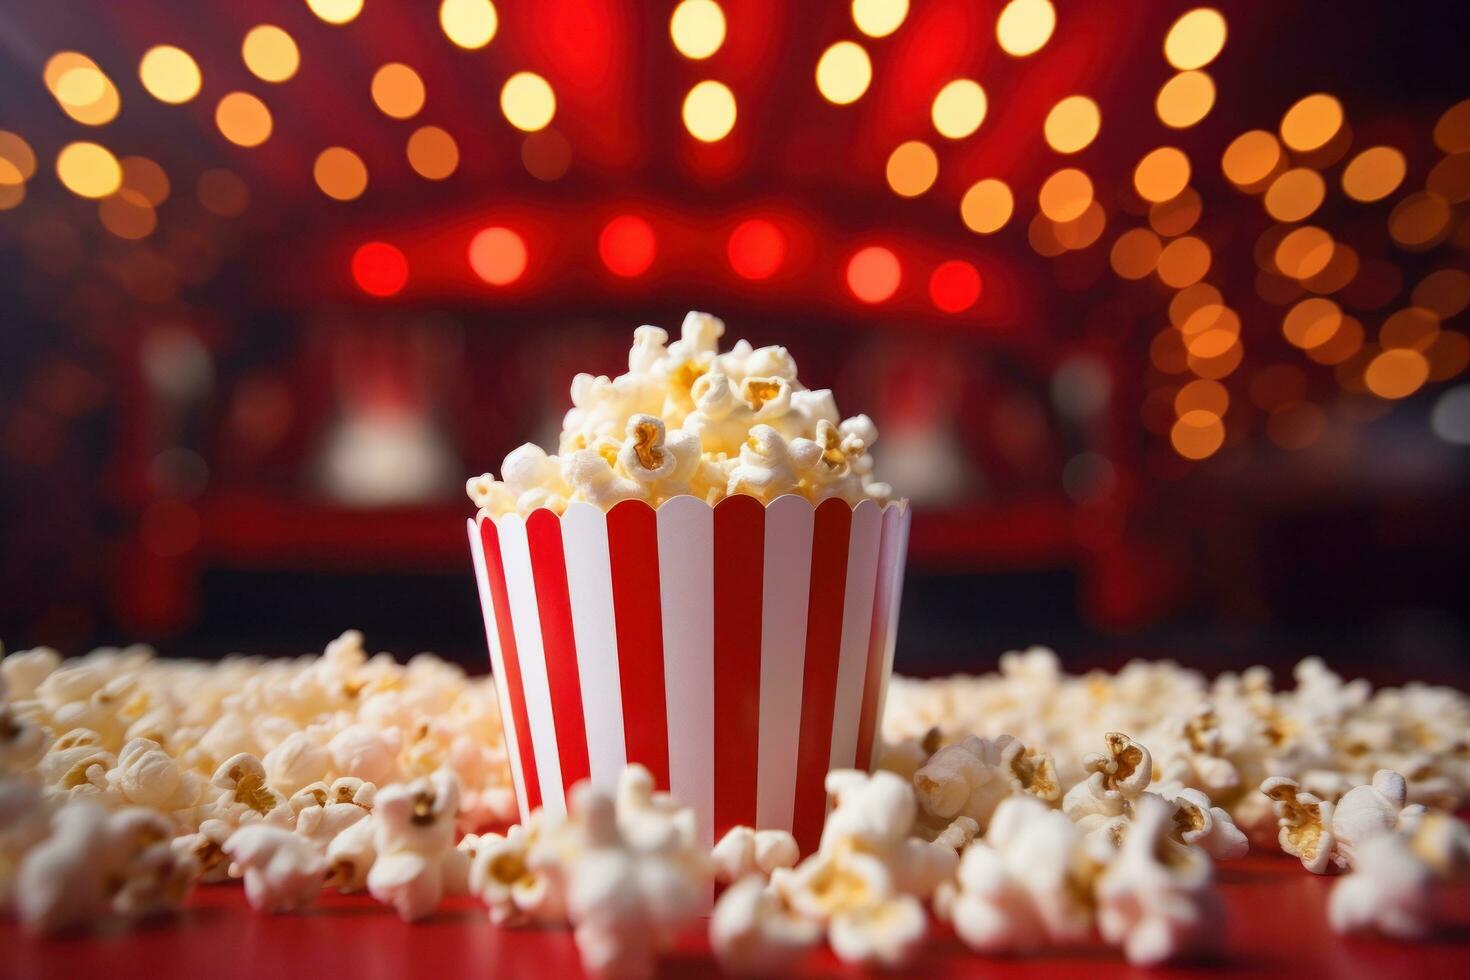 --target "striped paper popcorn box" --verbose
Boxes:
[468,493,911,855]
